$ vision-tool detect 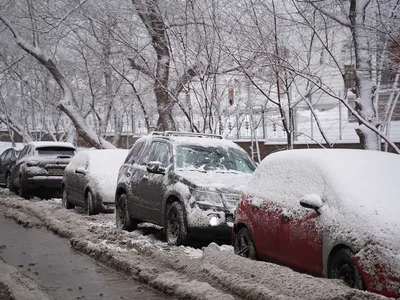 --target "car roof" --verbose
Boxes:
[28,141,76,149]
[144,131,242,149]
